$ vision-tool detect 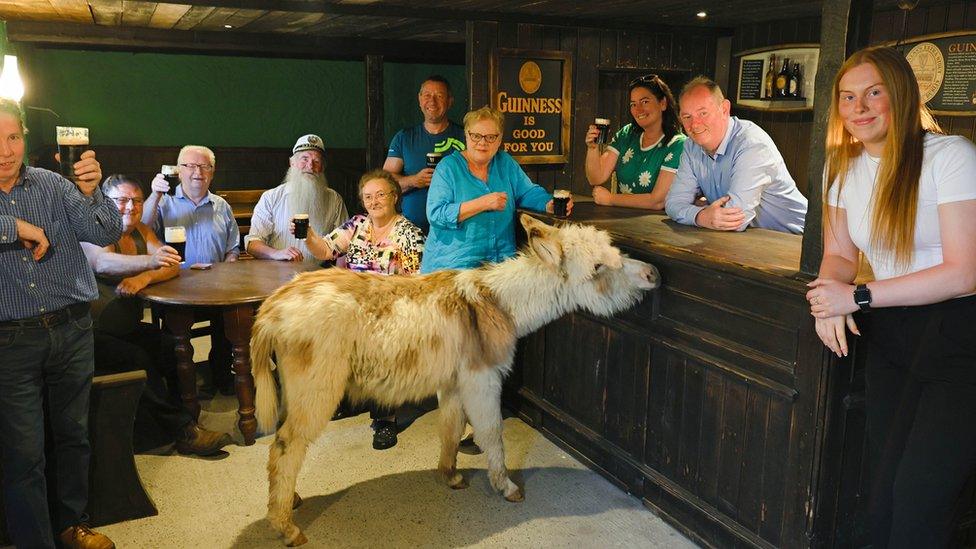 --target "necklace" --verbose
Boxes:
[370,215,398,243]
